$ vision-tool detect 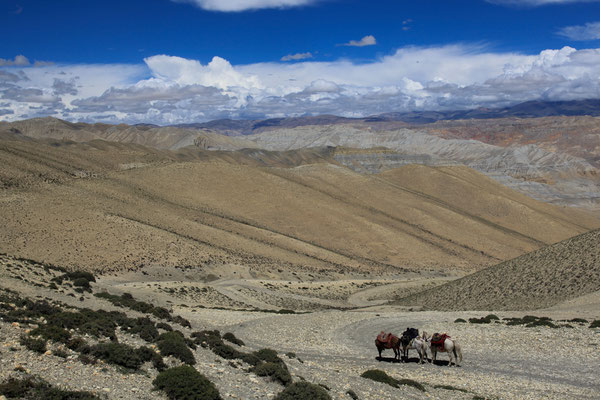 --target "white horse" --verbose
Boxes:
[422,331,463,367]
[400,335,429,364]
